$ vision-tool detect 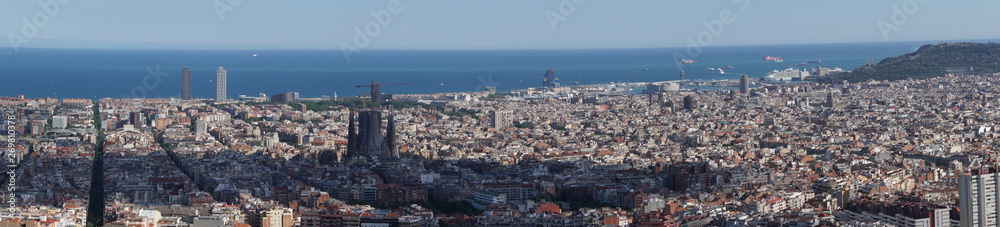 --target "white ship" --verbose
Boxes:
[705,67,725,74]
[765,67,809,81]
